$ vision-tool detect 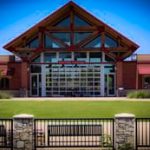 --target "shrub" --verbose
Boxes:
[127,90,150,98]
[0,92,12,99]
[118,143,133,150]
